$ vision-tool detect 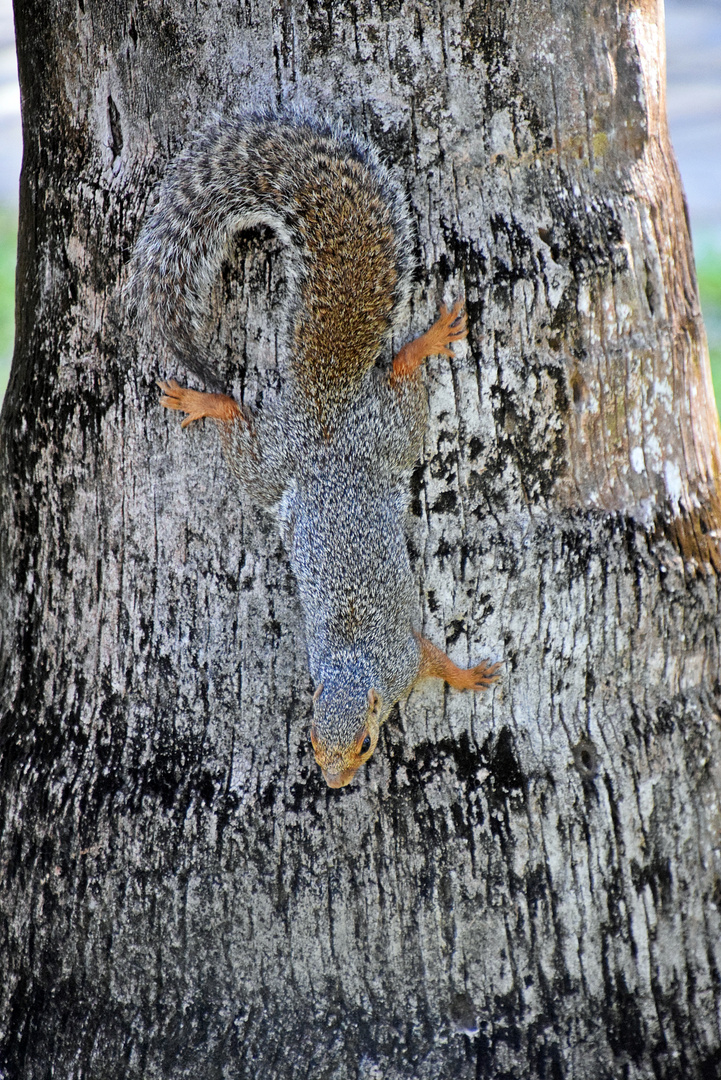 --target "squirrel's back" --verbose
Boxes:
[131,113,416,414]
